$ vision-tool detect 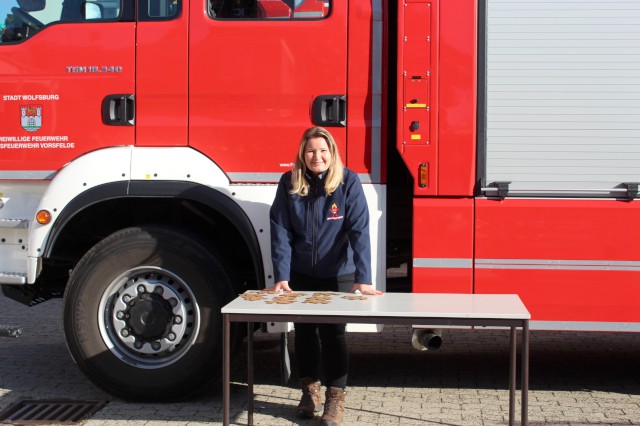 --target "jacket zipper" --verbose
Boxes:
[311,184,318,275]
